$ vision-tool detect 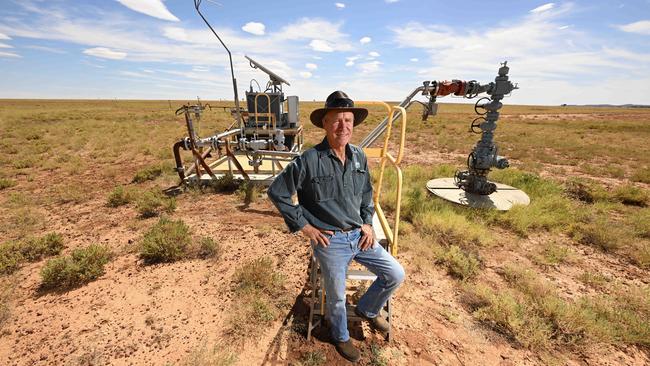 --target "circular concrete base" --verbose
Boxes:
[426,178,530,211]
